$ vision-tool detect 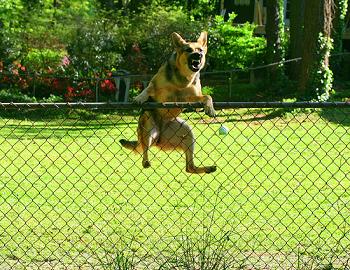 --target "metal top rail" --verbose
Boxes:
[0,101,350,109]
